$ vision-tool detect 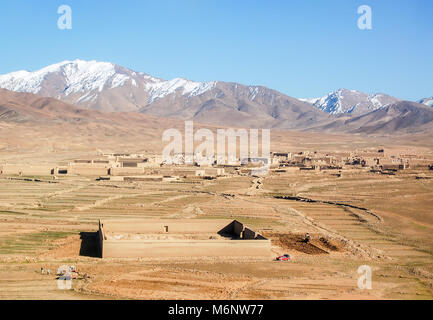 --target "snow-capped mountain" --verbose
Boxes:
[0,60,218,112]
[418,97,433,107]
[0,60,326,129]
[310,100,433,135]
[300,88,400,115]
